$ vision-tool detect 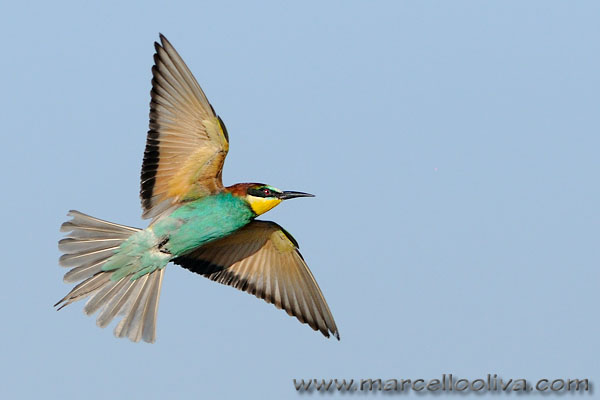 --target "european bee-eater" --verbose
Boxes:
[56,34,339,343]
